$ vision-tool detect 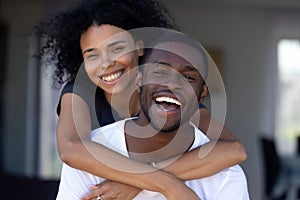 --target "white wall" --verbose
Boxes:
[0,0,80,177]
[0,0,45,175]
